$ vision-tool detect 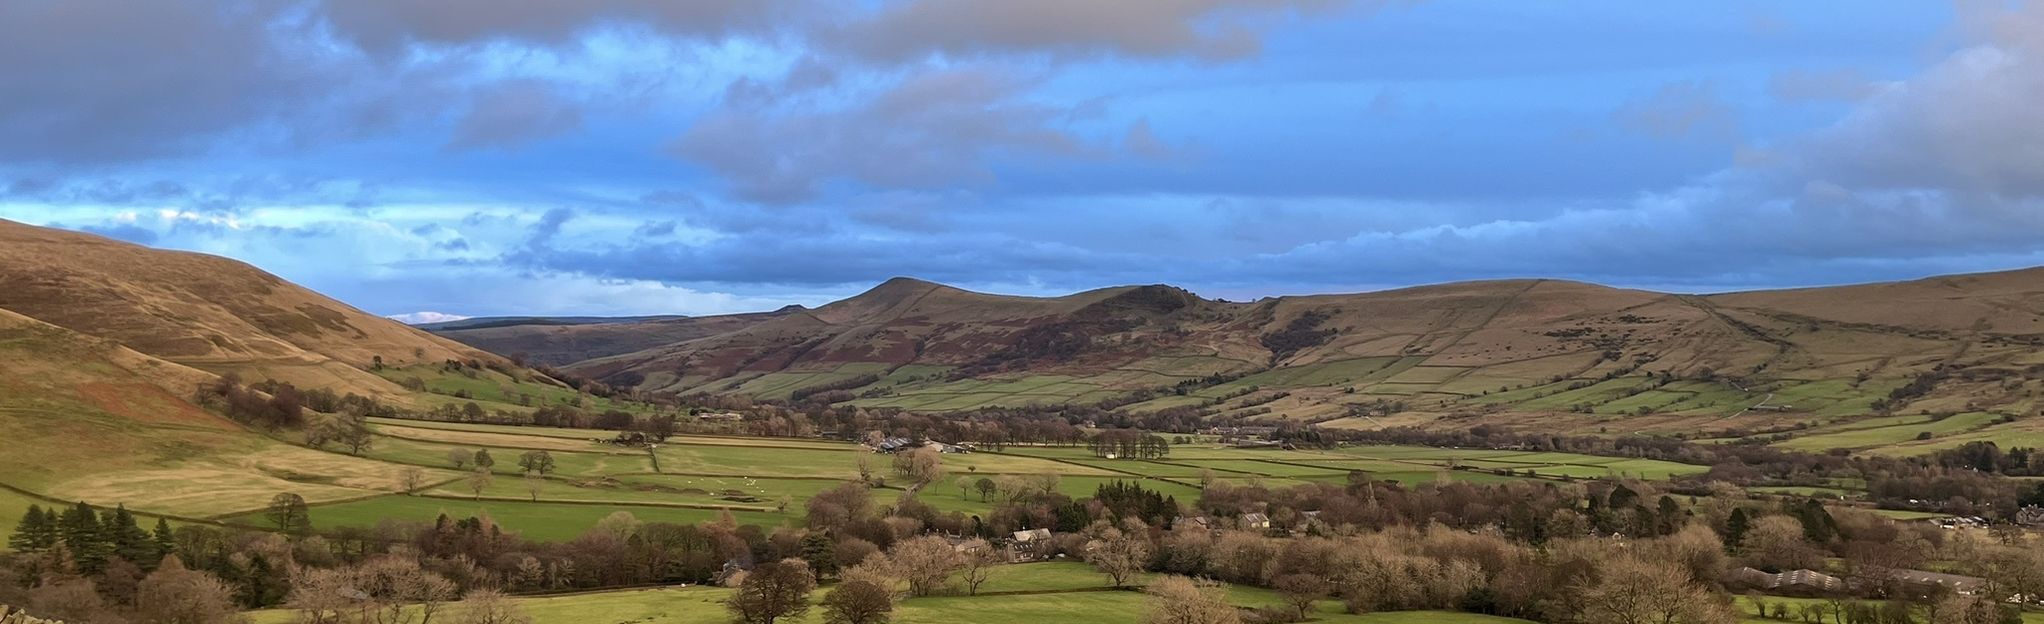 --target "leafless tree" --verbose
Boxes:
[1143,575,1241,624]
[958,539,999,595]
[1088,527,1152,588]
[822,579,895,624]
[467,468,493,499]
[882,535,964,597]
[455,589,531,624]
[725,559,815,624]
